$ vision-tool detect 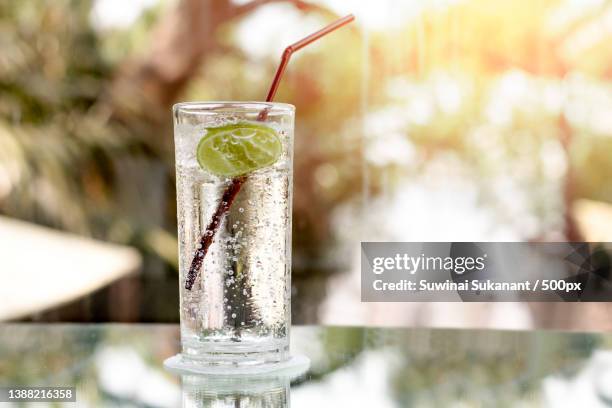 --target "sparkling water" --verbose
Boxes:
[173,103,294,365]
